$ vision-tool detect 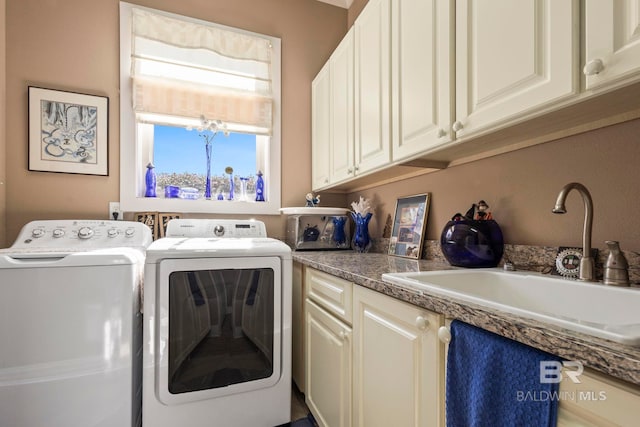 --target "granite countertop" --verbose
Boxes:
[292,251,640,387]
